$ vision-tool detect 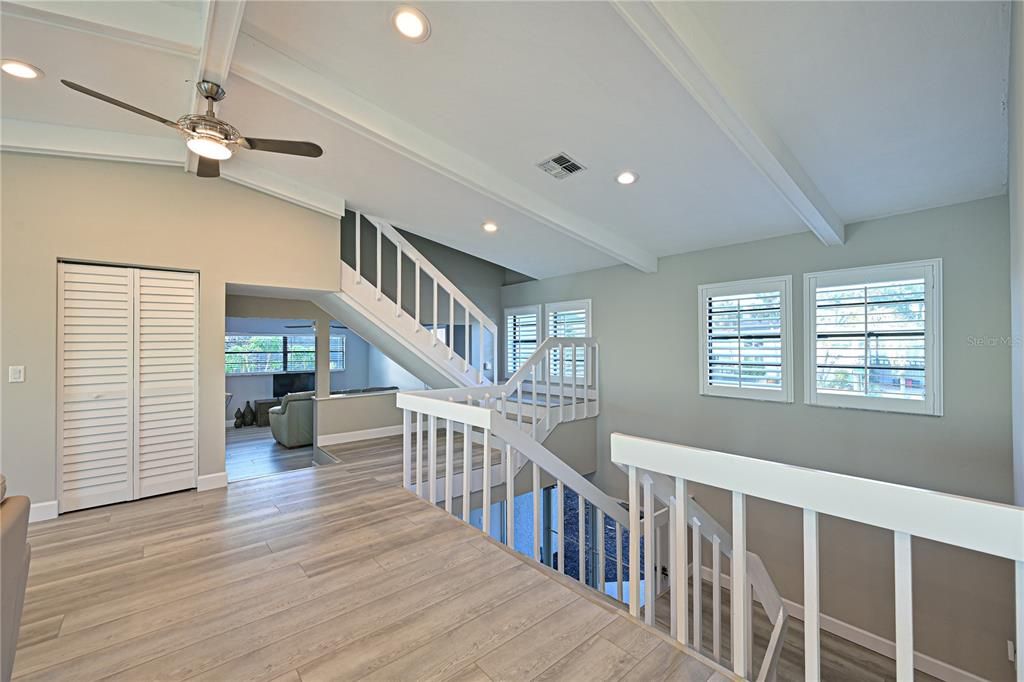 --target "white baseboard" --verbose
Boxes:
[197,472,228,491]
[317,424,403,447]
[29,500,58,522]
[698,566,987,682]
